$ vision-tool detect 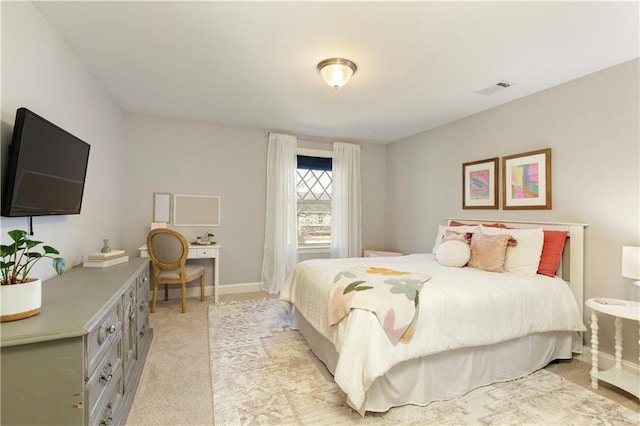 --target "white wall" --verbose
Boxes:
[1,1,125,279]
[122,114,387,288]
[122,114,266,287]
[385,59,640,363]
